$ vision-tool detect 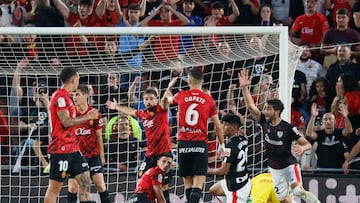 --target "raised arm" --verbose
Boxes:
[339,103,353,137]
[165,4,189,25]
[212,114,224,146]
[139,0,146,17]
[139,4,161,26]
[12,58,28,102]
[227,0,240,24]
[238,69,261,121]
[127,76,141,106]
[306,103,319,140]
[53,0,70,19]
[95,0,107,18]
[57,108,99,128]
[160,77,178,109]
[105,99,137,117]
